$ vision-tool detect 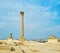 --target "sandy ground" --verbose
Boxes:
[0,42,60,53]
